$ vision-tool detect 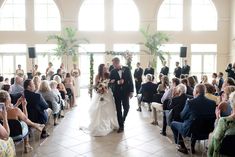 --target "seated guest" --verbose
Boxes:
[208,91,235,157]
[160,84,188,136]
[0,100,15,157]
[0,76,4,89]
[50,68,62,80]
[217,86,235,117]
[211,73,218,87]
[53,75,67,100]
[221,77,235,91]
[200,75,208,84]
[161,78,180,104]
[187,76,197,89]
[50,80,65,117]
[157,75,169,94]
[171,84,216,154]
[156,73,163,89]
[137,74,158,112]
[204,83,219,104]
[0,90,44,153]
[38,81,61,125]
[181,78,193,96]
[1,84,21,105]
[10,76,24,95]
[32,76,41,92]
[23,79,50,138]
